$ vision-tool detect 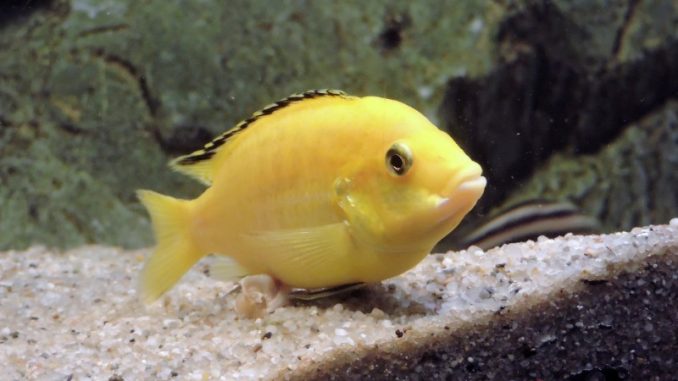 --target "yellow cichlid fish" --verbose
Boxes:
[137,89,486,303]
